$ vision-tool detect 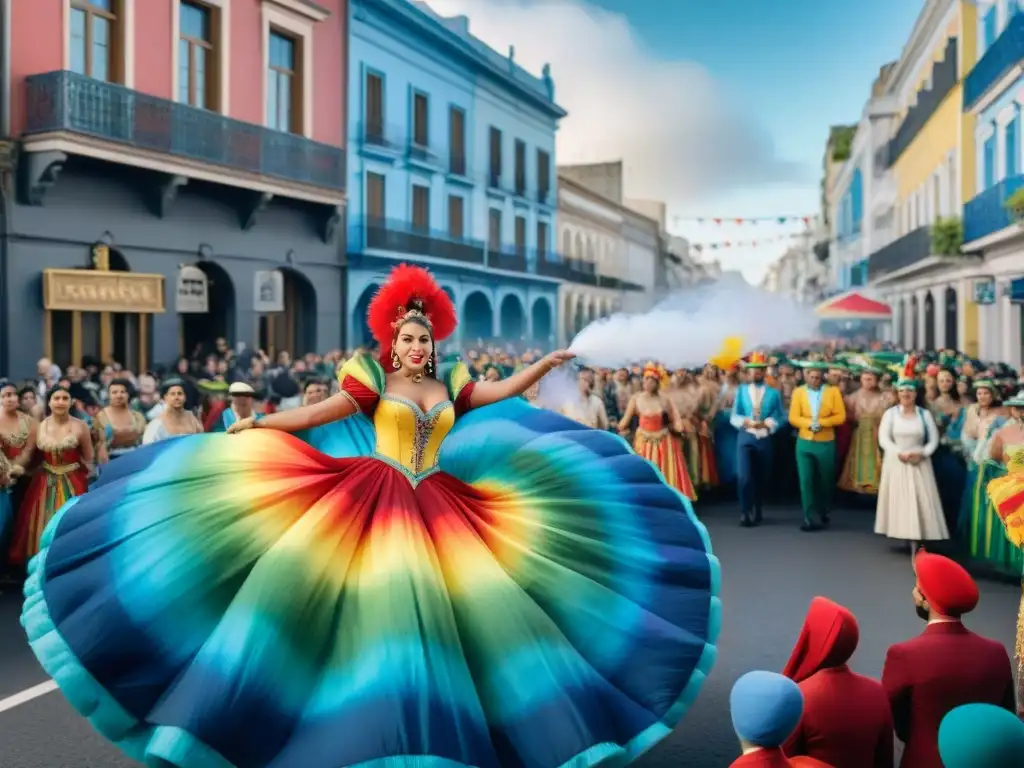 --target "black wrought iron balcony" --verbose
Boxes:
[489,250,527,272]
[964,173,1024,243]
[890,38,958,164]
[537,256,569,279]
[24,70,345,190]
[360,217,485,264]
[965,13,1024,110]
[565,258,598,285]
[866,226,932,280]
